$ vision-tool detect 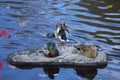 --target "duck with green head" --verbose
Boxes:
[44,42,59,57]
